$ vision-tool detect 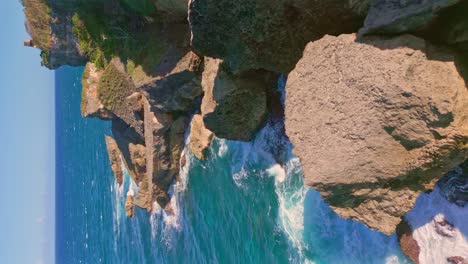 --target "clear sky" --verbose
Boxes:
[0,1,55,264]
